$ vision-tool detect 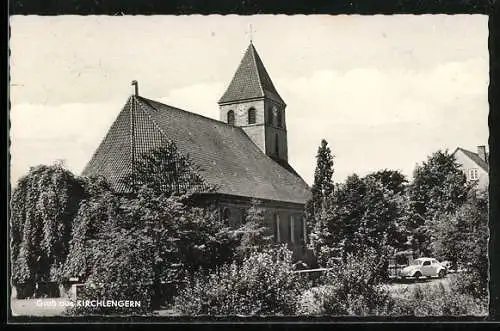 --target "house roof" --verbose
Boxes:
[218,43,285,105]
[82,95,311,205]
[453,147,489,172]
